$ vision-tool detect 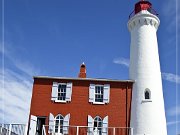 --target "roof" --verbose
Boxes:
[33,76,134,83]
